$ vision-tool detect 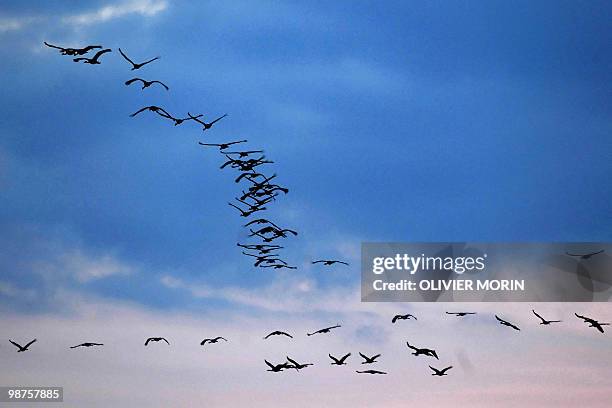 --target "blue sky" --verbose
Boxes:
[1,1,611,314]
[1,0,611,313]
[1,2,611,406]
